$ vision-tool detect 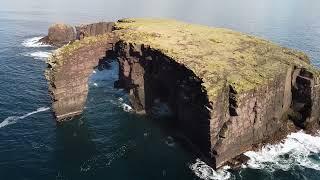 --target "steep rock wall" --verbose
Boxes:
[46,34,118,120]
[76,22,115,40]
[40,22,115,47]
[45,18,320,169]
